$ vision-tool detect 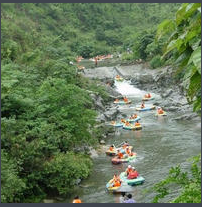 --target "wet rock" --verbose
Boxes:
[138,74,154,84]
[75,179,81,185]
[164,106,179,112]
[104,108,120,120]
[55,197,64,201]
[100,140,105,144]
[161,89,173,98]
[96,113,106,123]
[43,199,54,203]
[172,113,199,121]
